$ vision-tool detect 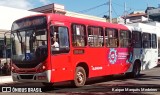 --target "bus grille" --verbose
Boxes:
[20,75,33,79]
[14,63,39,68]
